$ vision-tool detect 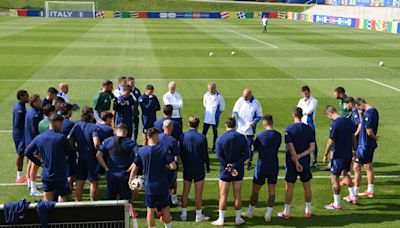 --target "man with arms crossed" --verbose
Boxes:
[179,116,210,222]
[129,128,177,228]
[297,85,318,167]
[93,80,114,123]
[233,88,263,171]
[202,82,225,152]
[323,106,358,210]
[25,114,73,202]
[278,107,315,219]
[354,98,379,198]
[243,115,281,222]
[212,117,249,226]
